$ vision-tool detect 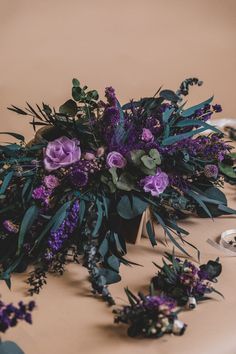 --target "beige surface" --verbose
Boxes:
[1,1,236,354]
